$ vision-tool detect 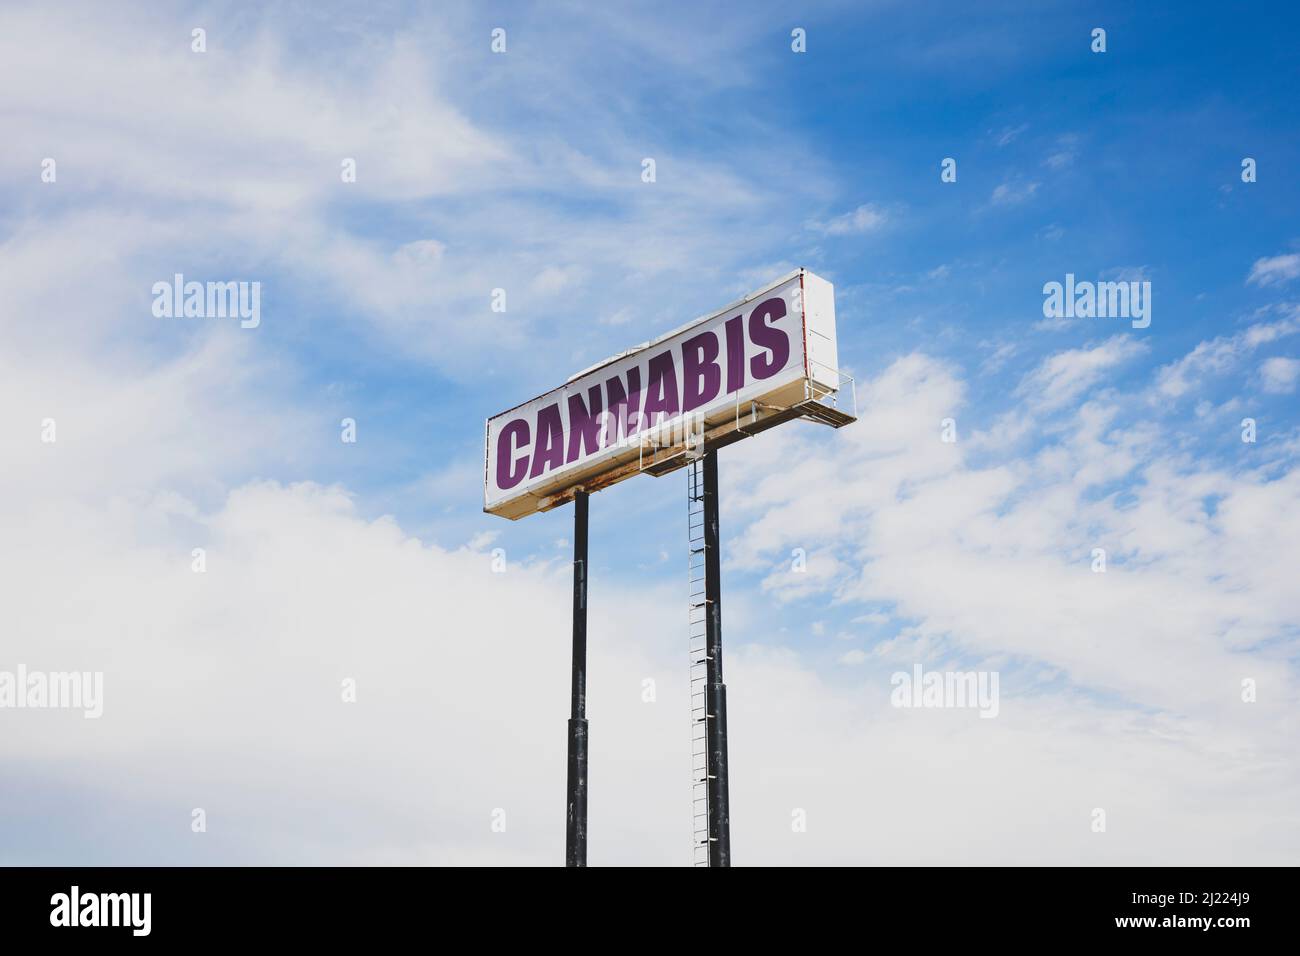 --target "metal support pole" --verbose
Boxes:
[702,452,731,866]
[565,490,589,867]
